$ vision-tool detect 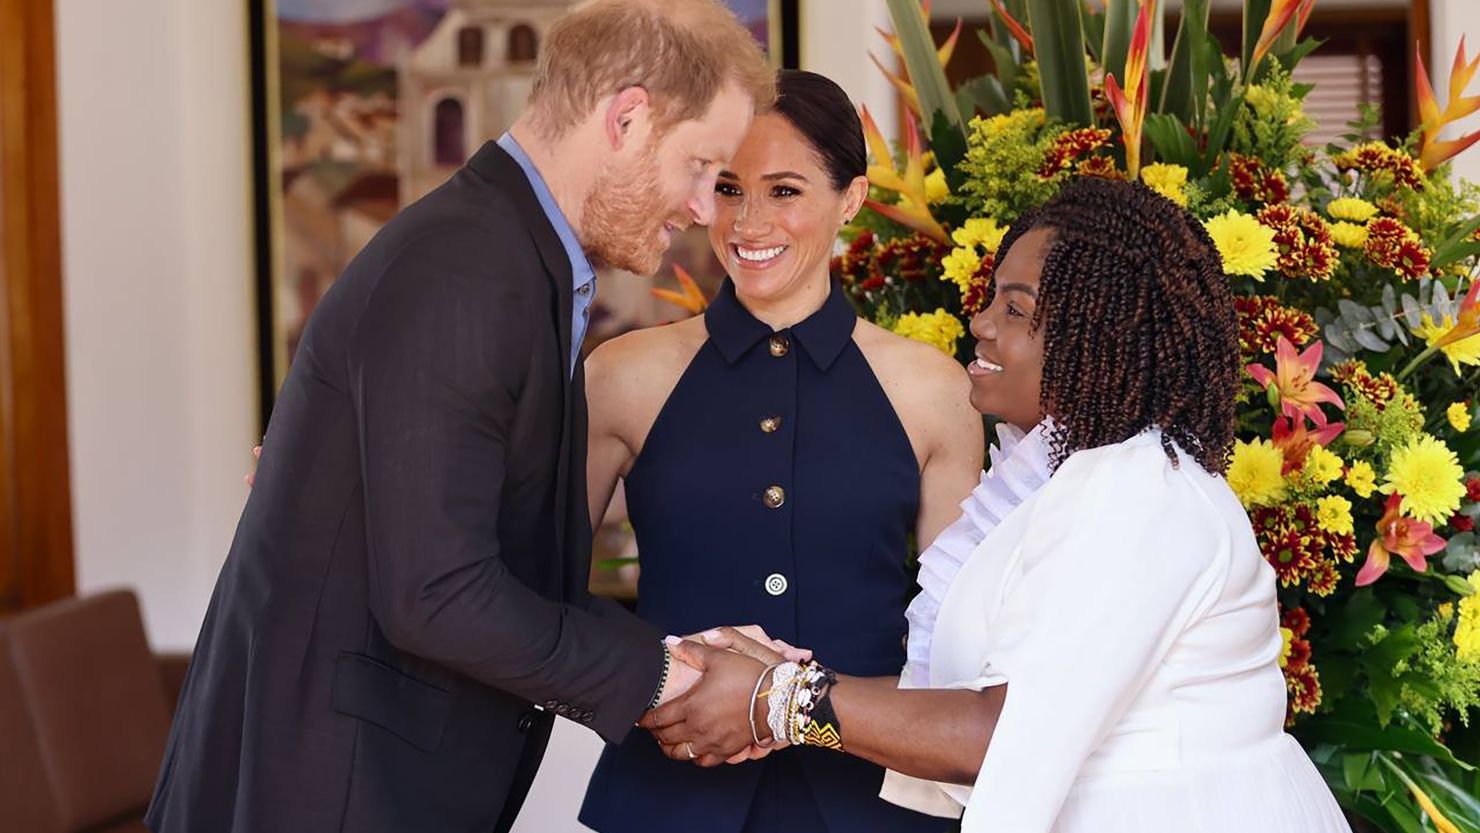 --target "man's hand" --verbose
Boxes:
[638,639,769,766]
